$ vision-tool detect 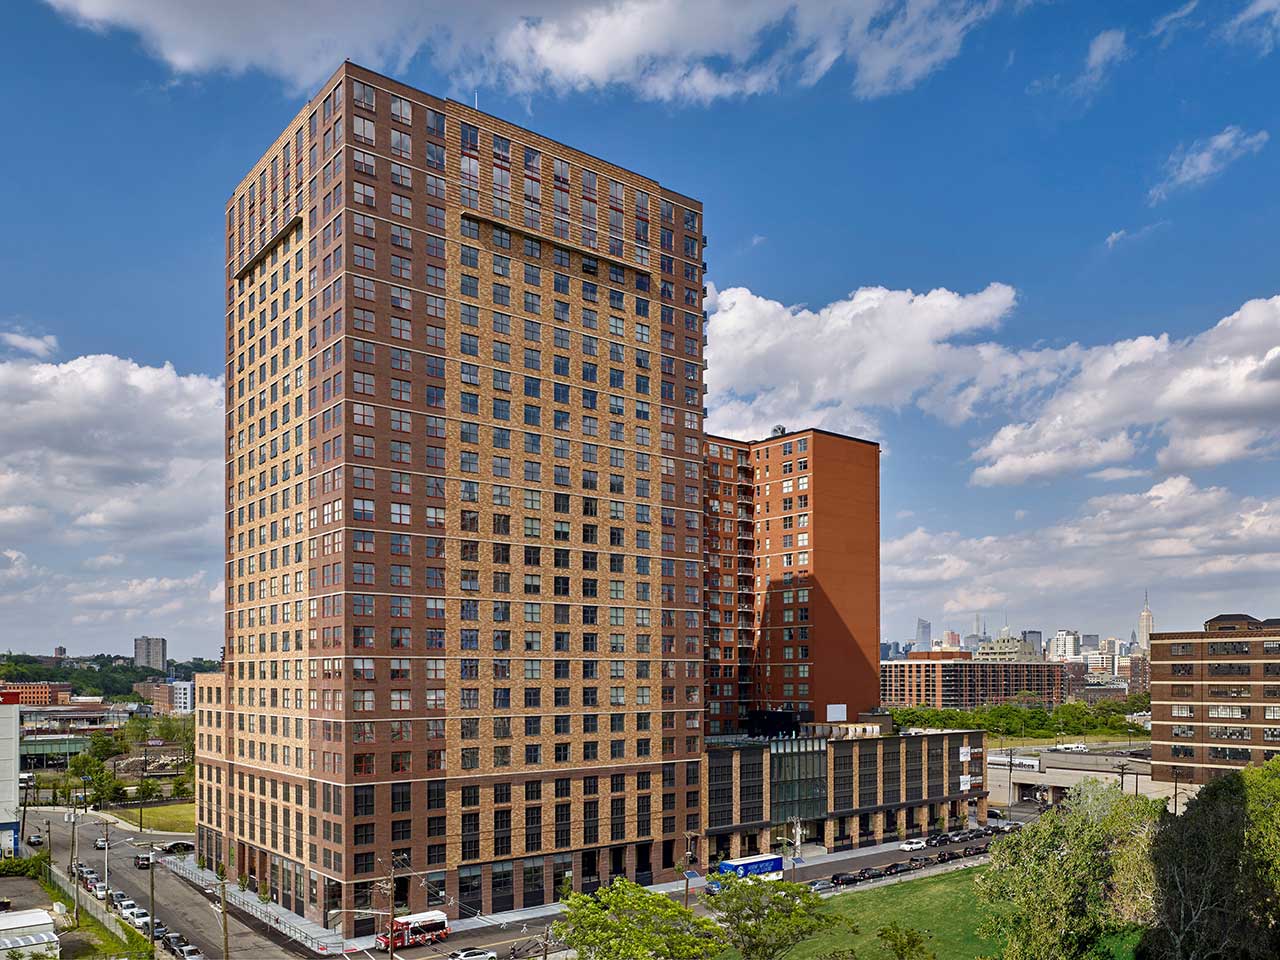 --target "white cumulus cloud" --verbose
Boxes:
[0,352,223,656]
[1,331,59,358]
[44,0,1003,103]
